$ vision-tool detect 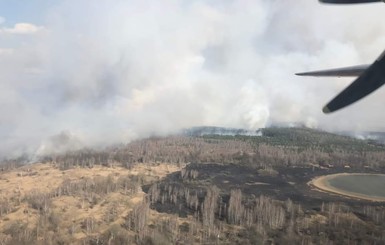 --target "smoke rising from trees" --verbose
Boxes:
[1,0,385,157]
